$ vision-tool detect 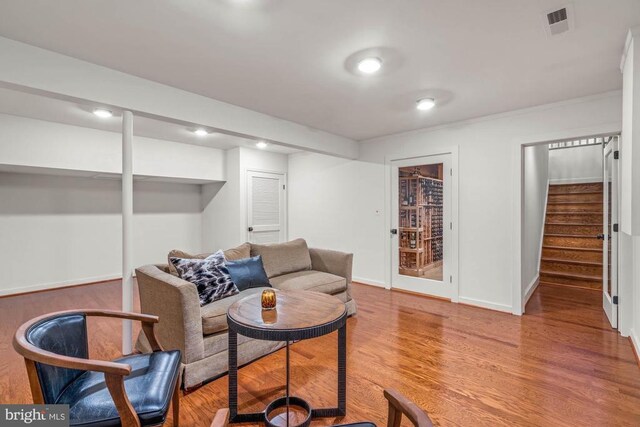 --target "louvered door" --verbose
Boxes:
[247,171,286,244]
